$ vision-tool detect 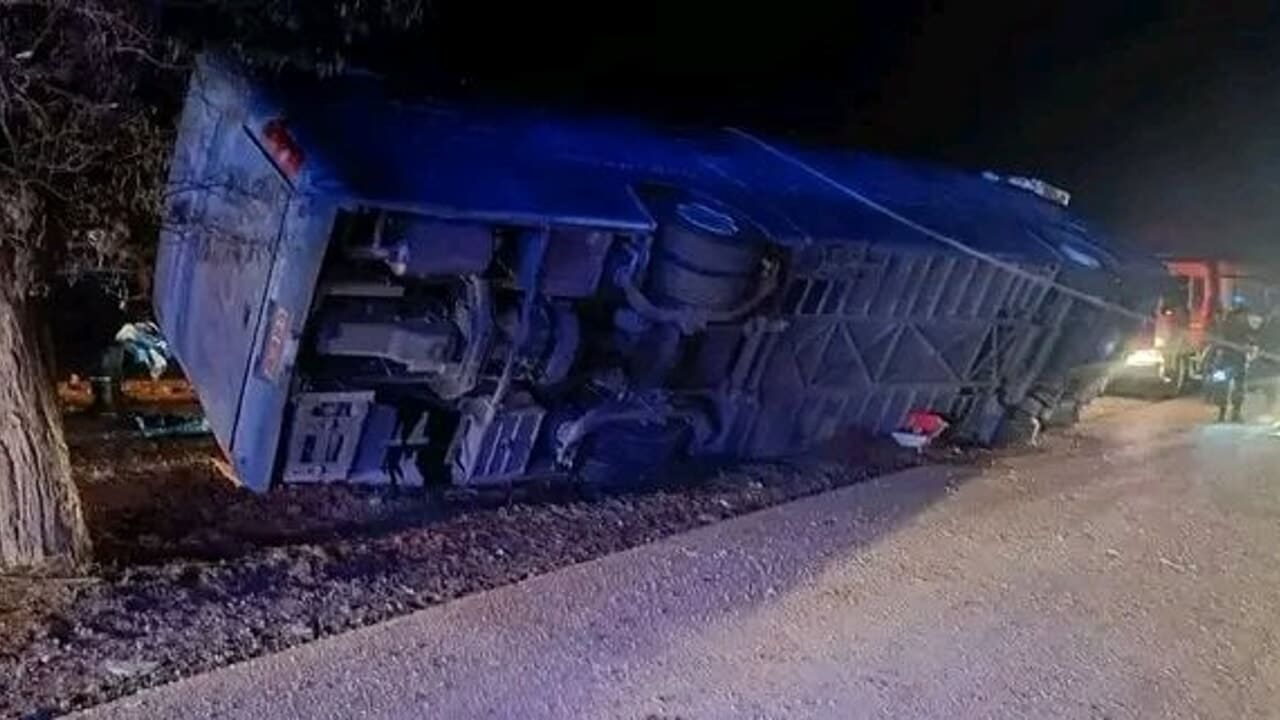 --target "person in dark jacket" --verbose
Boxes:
[1207,304,1255,422]
[1253,307,1280,420]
